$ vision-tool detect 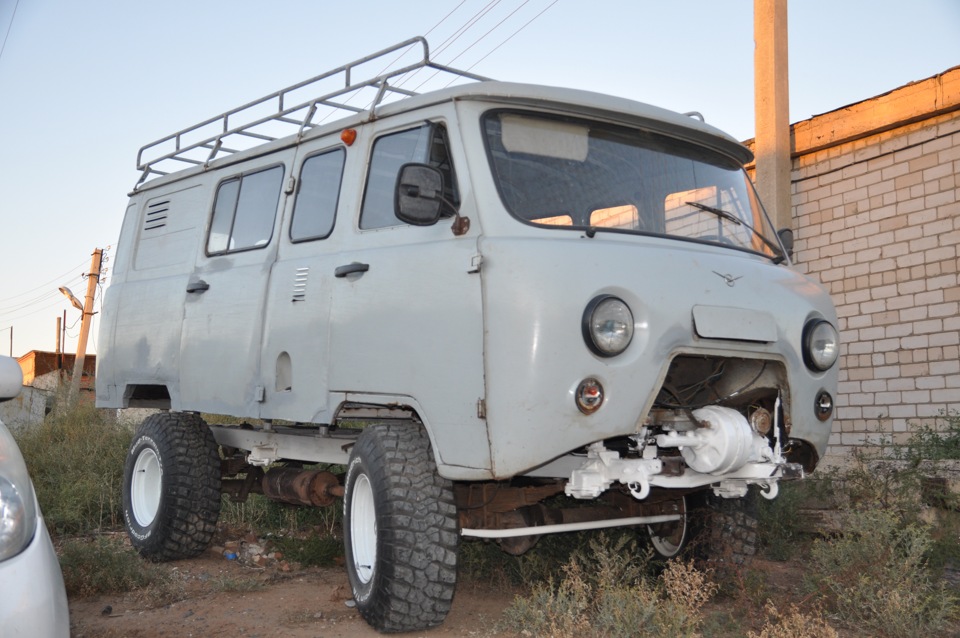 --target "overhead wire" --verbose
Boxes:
[458,0,560,76]
[0,0,20,63]
[316,0,474,125]
[411,0,532,93]
[0,257,91,303]
[393,0,504,92]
